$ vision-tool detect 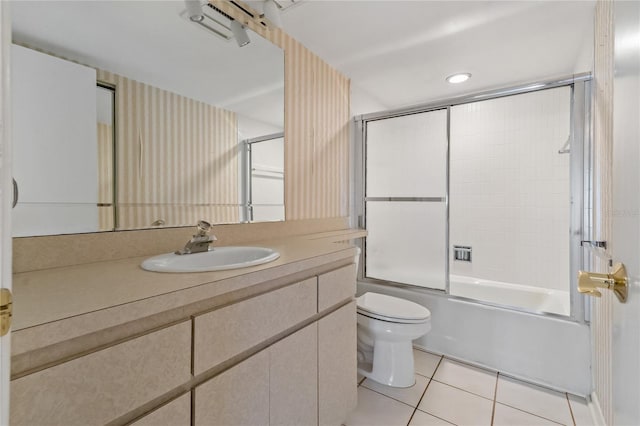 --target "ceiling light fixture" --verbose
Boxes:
[185,0,205,22]
[446,73,472,84]
[263,0,282,27]
[230,20,251,47]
